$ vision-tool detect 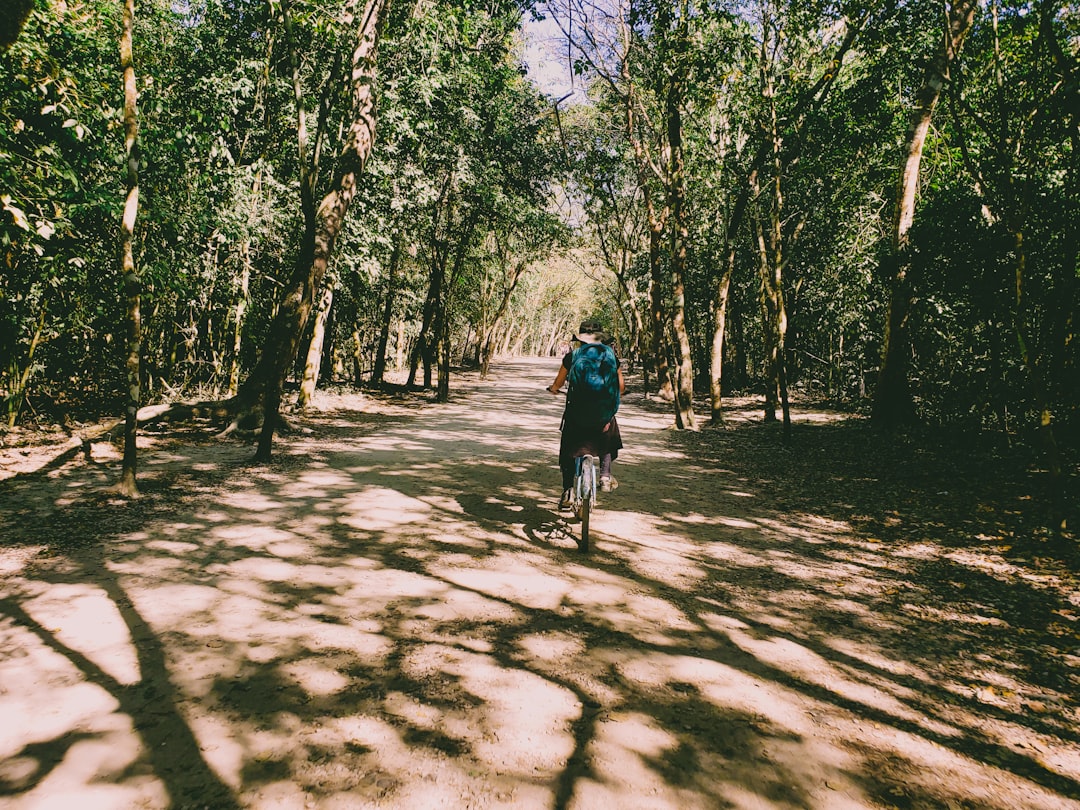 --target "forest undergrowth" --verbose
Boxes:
[3,381,1078,583]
